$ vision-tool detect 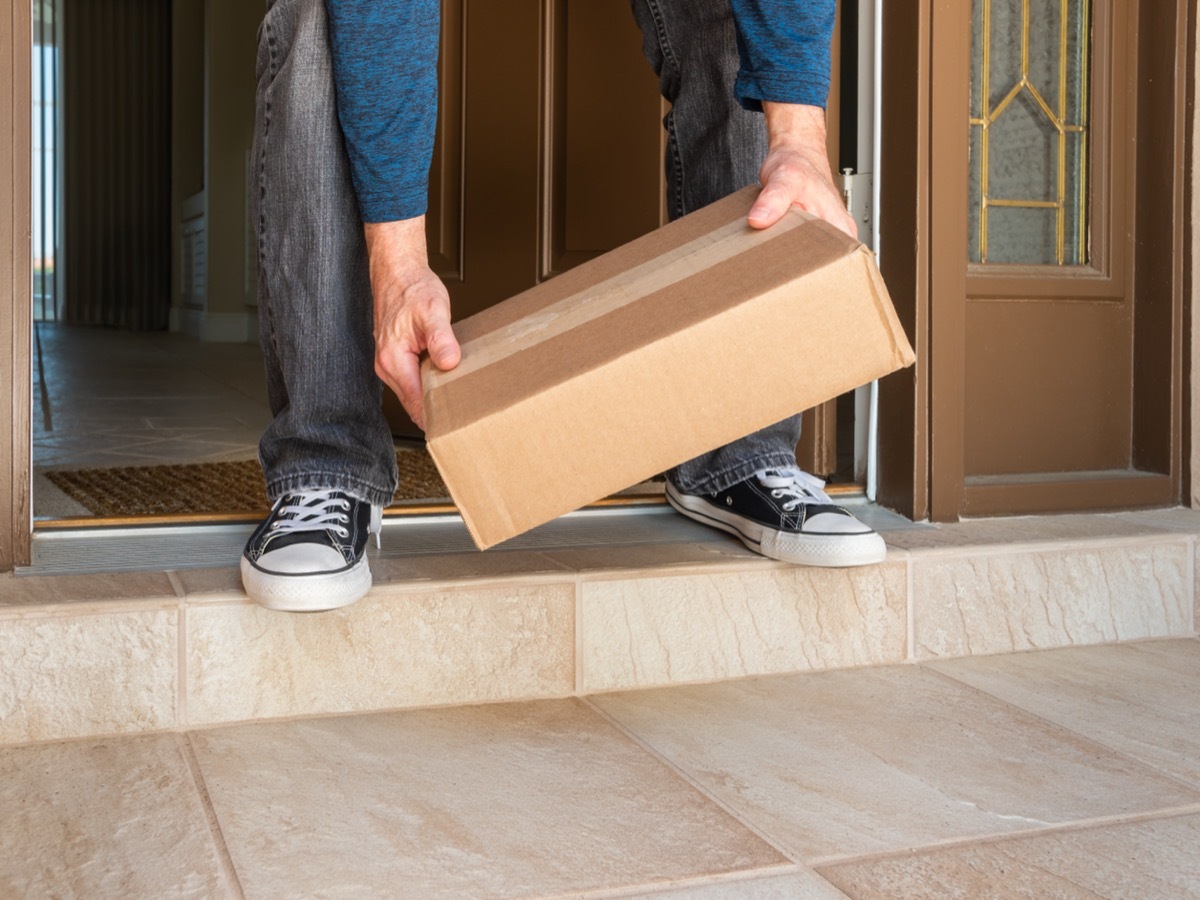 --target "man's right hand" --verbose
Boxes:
[364,217,461,431]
